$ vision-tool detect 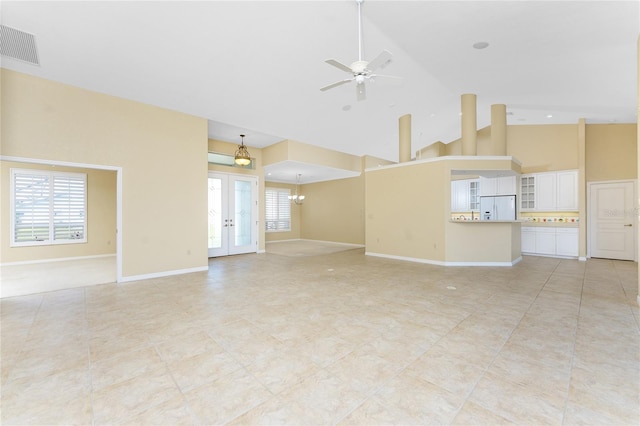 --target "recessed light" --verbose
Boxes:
[388,102,396,108]
[546,114,553,118]
[342,105,351,111]
[472,41,489,50]
[507,111,514,116]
